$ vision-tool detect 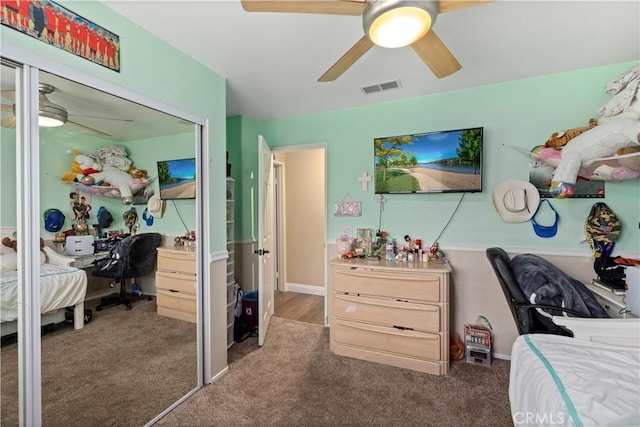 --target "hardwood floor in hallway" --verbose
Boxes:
[274,290,324,325]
